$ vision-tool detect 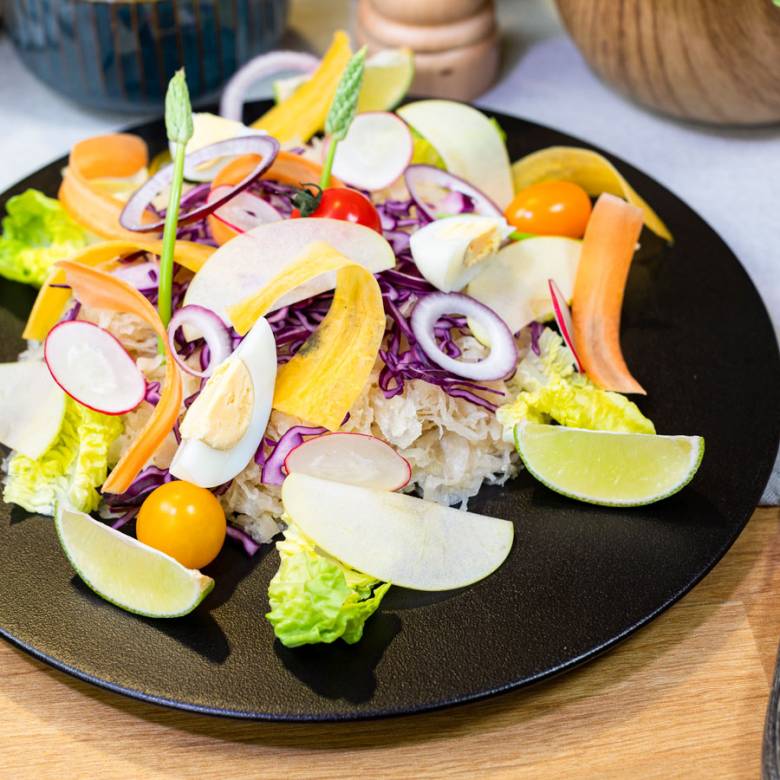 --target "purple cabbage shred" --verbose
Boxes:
[226,525,262,556]
[529,321,543,356]
[257,424,328,485]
